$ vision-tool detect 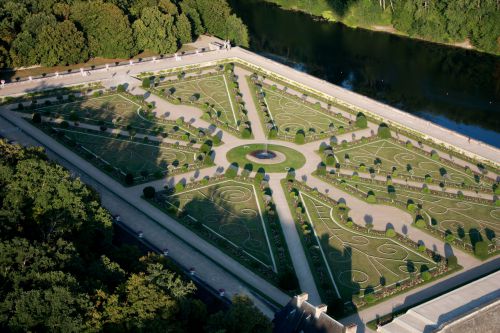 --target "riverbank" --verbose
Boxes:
[260,0,498,56]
